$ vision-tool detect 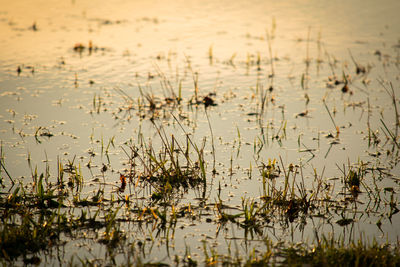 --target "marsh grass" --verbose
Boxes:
[282,237,400,267]
[1,124,400,265]
[121,121,206,204]
[1,25,400,266]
